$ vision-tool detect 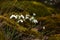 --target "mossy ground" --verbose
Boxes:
[0,0,60,40]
